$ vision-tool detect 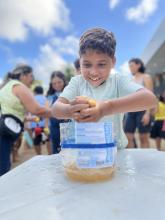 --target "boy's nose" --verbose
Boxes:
[90,67,99,76]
